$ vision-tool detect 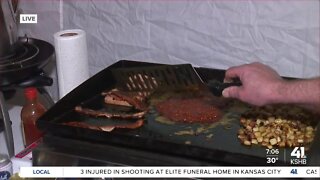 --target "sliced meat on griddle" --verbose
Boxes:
[75,106,146,119]
[64,119,144,132]
[102,89,147,111]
